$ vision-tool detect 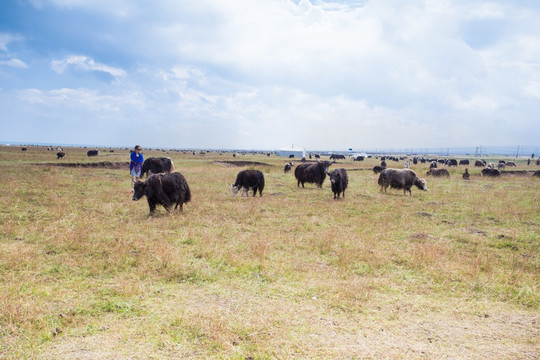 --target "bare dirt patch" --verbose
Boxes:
[34,161,129,170]
[213,160,273,167]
